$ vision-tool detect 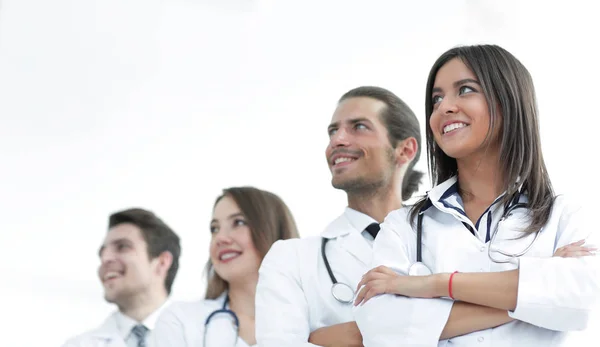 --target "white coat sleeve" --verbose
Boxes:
[508,197,600,331]
[353,210,454,347]
[255,239,321,347]
[59,338,79,347]
[152,304,189,347]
